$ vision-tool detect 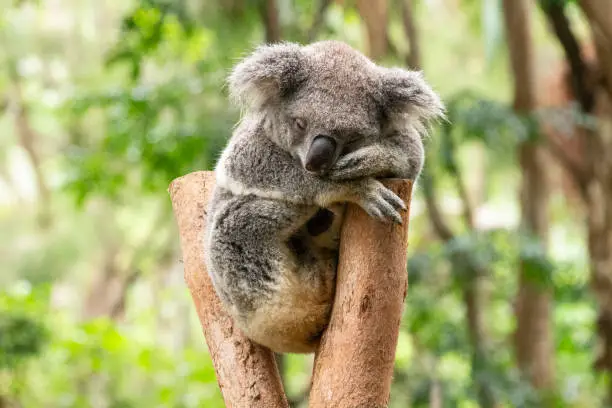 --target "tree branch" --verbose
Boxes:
[503,0,555,390]
[355,0,389,60]
[545,130,589,197]
[540,1,595,112]
[7,61,52,228]
[309,180,412,408]
[402,0,421,70]
[421,173,455,241]
[260,0,281,43]
[169,171,289,408]
[578,0,612,48]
